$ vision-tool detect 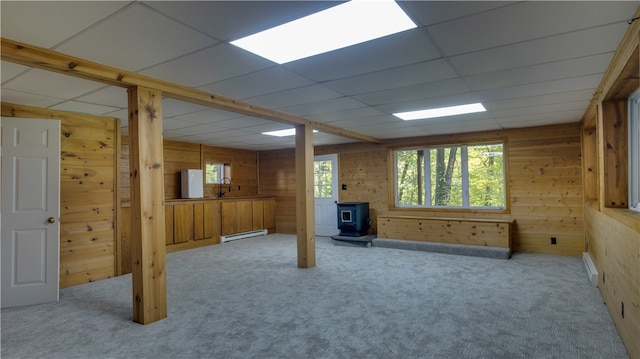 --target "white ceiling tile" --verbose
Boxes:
[50,101,121,115]
[215,116,271,129]
[162,118,201,132]
[0,1,128,48]
[401,1,516,26]
[285,28,441,81]
[3,68,104,99]
[354,78,470,106]
[0,1,634,150]
[313,107,387,123]
[465,53,614,92]
[428,2,636,56]
[247,85,343,109]
[162,99,211,118]
[324,59,457,96]
[104,109,129,124]
[147,1,337,41]
[202,129,257,139]
[450,22,628,76]
[174,108,244,124]
[141,43,274,87]
[485,89,594,111]
[374,93,485,116]
[200,67,314,100]
[490,101,590,119]
[164,123,234,136]
[477,74,602,102]
[283,97,365,117]
[366,125,430,139]
[327,114,399,128]
[497,110,584,128]
[56,3,216,71]
[0,89,64,109]
[1,62,31,83]
[75,86,128,108]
